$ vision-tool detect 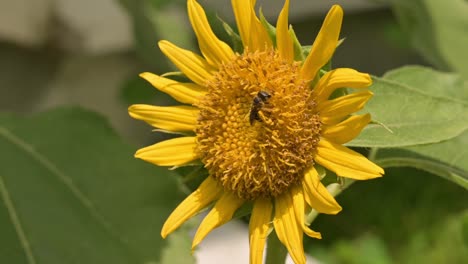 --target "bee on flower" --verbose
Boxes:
[128,0,384,263]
